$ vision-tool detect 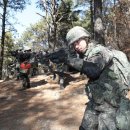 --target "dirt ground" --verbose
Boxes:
[0,73,88,130]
